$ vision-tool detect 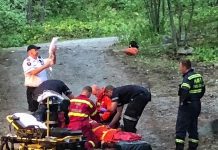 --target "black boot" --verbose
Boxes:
[176,143,184,150]
[187,141,198,150]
